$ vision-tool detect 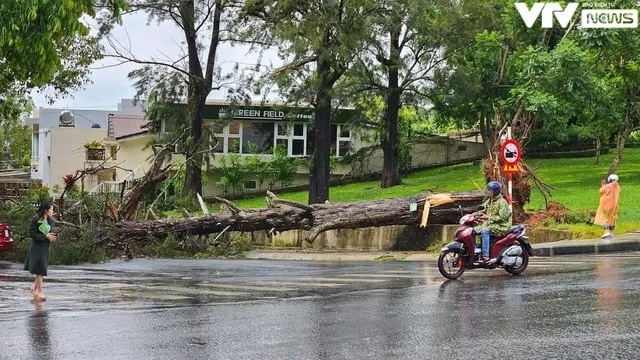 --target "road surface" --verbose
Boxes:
[1,254,638,359]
